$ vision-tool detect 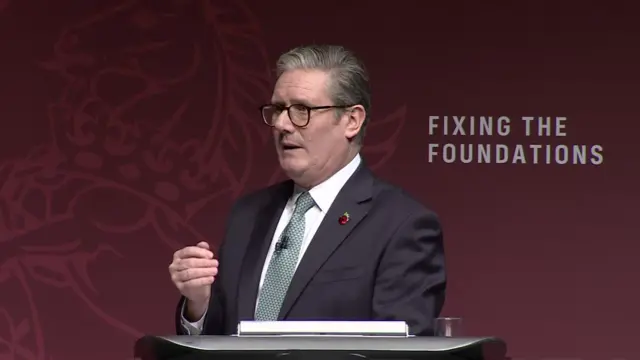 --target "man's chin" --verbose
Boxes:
[279,158,308,179]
